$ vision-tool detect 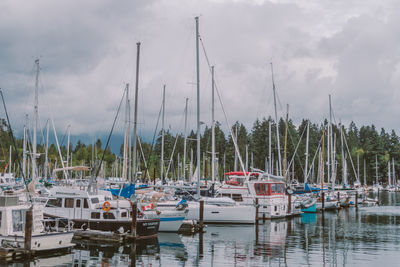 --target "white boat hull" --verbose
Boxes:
[1,231,74,251]
[186,202,255,224]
